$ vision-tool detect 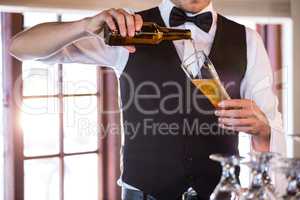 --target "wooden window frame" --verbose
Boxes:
[1,12,24,200]
[1,12,121,200]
